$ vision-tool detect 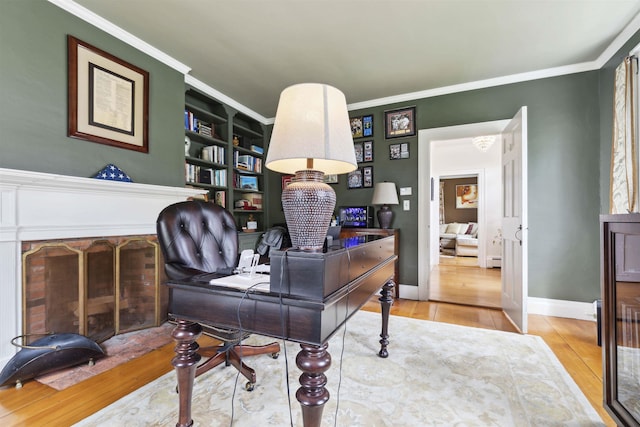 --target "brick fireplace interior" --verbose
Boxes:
[22,236,168,344]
